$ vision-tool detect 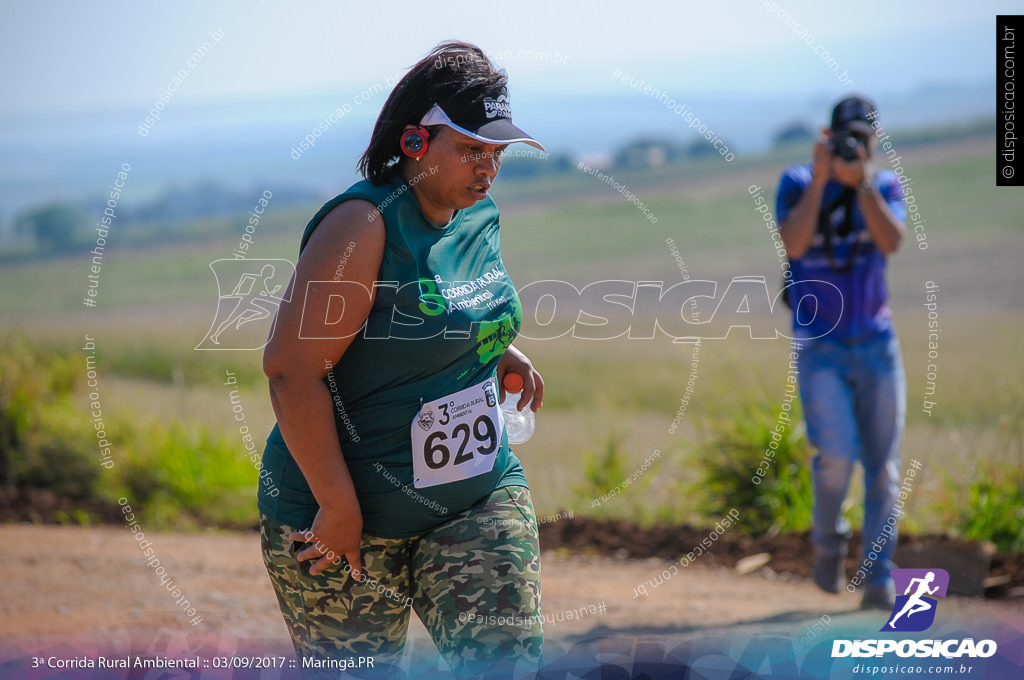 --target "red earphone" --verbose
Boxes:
[400,126,430,160]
